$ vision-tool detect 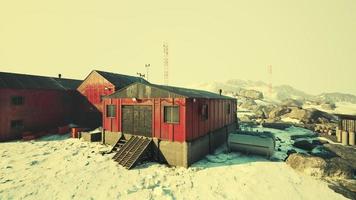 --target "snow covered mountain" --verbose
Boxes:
[190,79,312,102]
